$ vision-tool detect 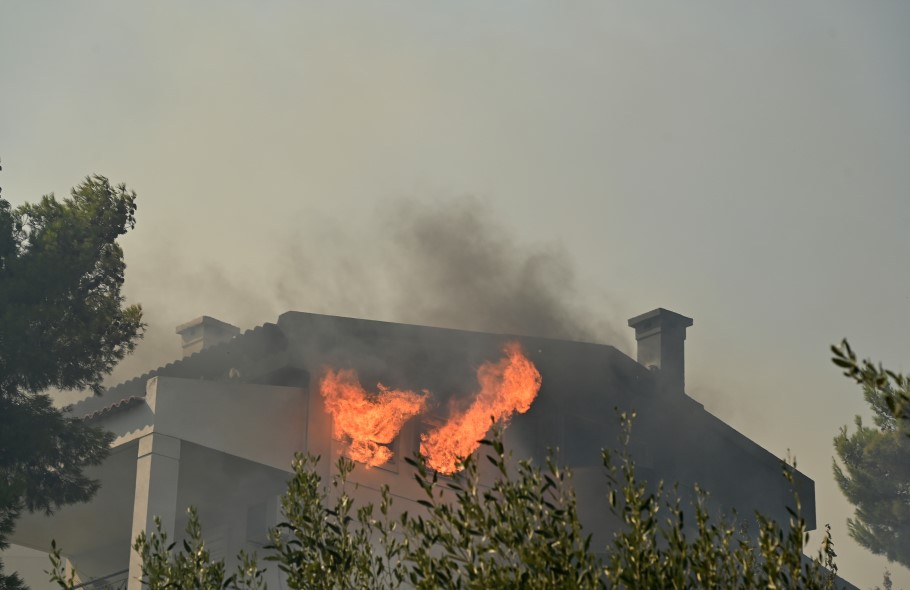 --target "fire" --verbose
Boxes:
[319,342,541,473]
[320,368,427,467]
[420,342,542,474]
